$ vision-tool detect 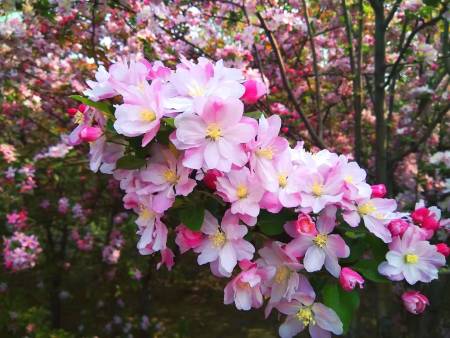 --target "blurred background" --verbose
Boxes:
[0,0,448,337]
